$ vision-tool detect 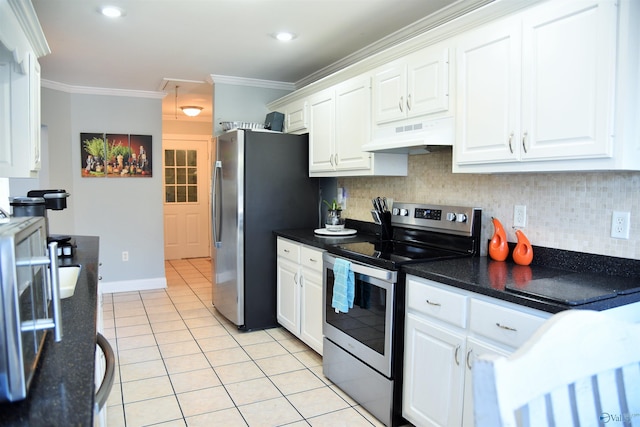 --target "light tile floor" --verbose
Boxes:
[102,258,384,427]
